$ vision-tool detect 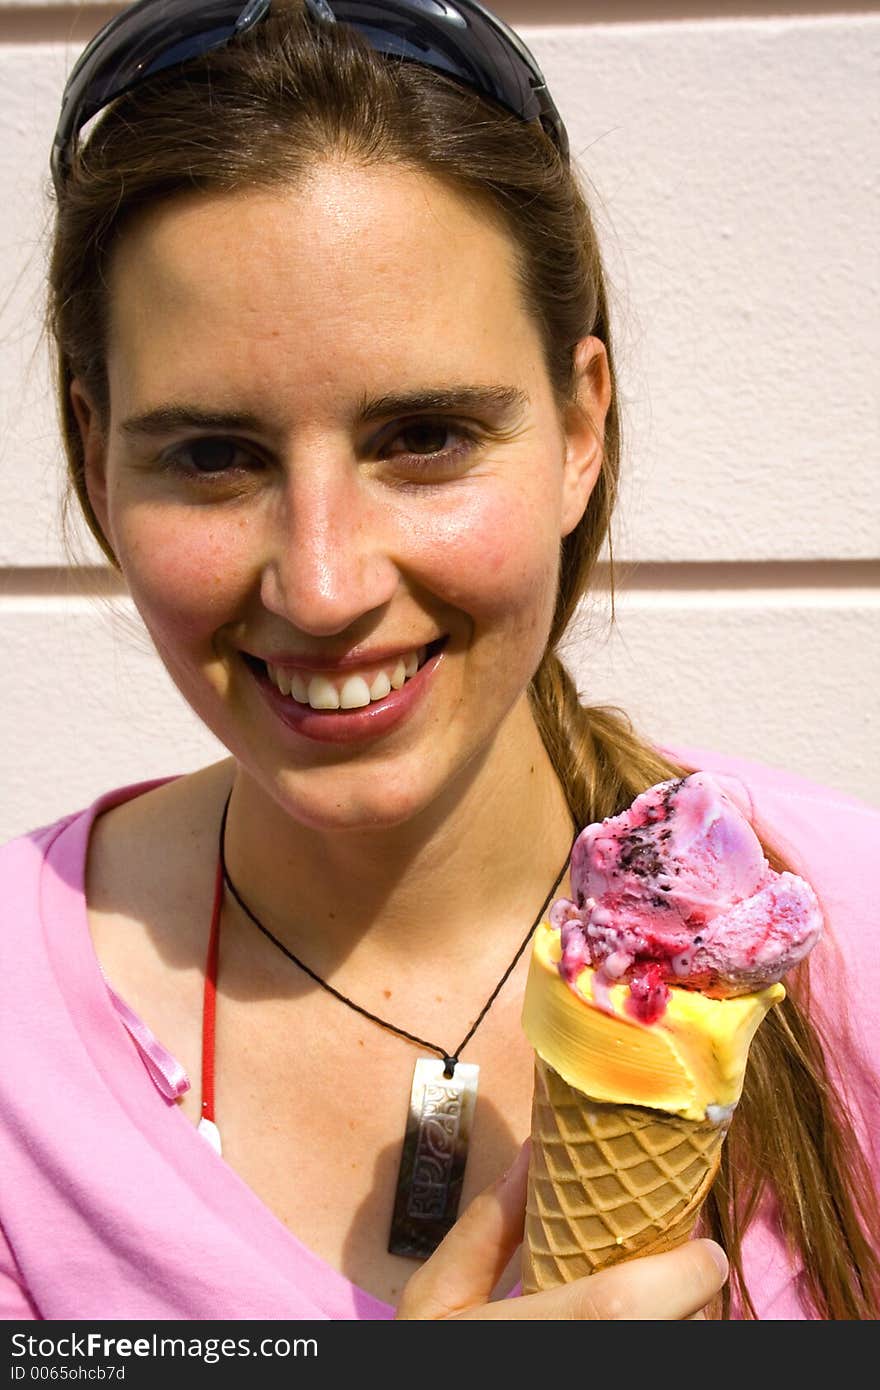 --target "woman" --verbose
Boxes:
[0,0,876,1320]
